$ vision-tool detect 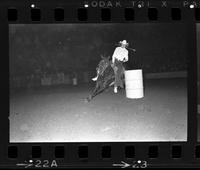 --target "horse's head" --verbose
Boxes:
[100,54,110,66]
[98,55,111,74]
